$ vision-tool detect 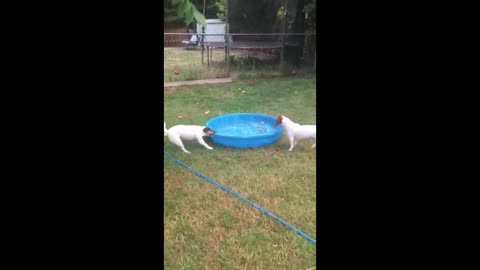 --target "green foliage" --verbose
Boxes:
[170,0,206,27]
[276,6,285,18]
[165,0,183,25]
[303,0,316,31]
[212,0,225,21]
